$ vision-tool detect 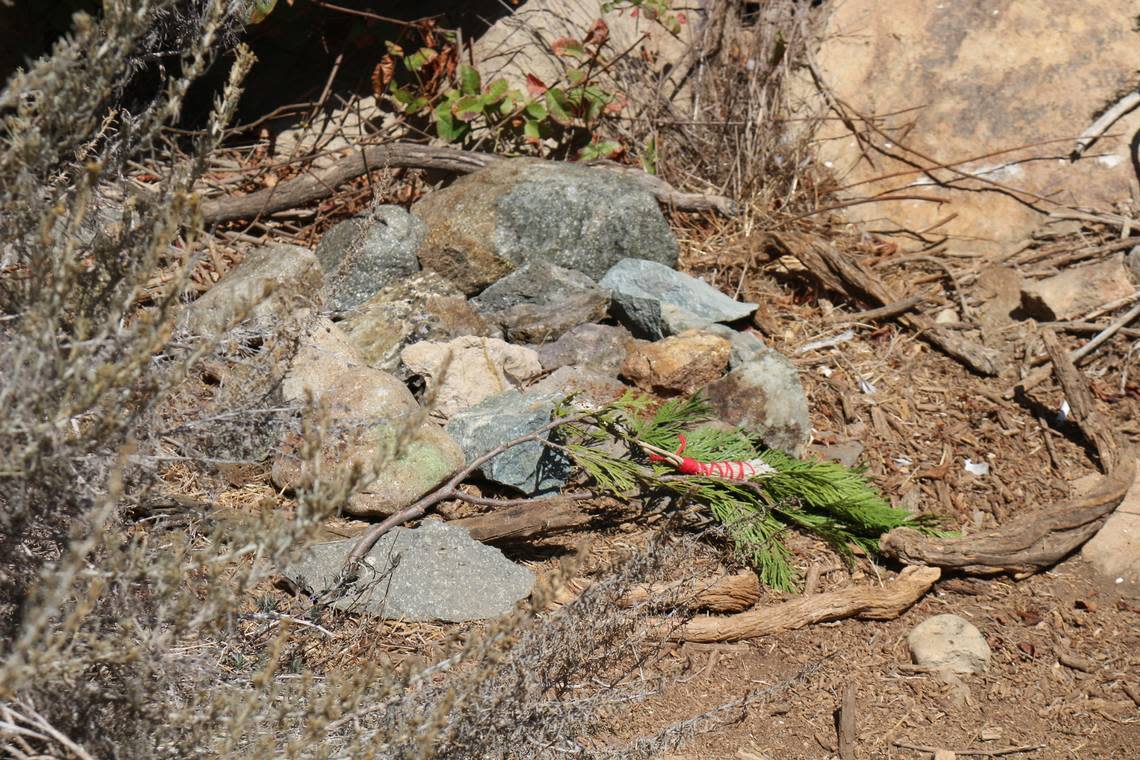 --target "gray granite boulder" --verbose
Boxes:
[534,323,636,376]
[316,205,424,313]
[445,388,572,494]
[600,258,758,340]
[412,159,678,294]
[185,244,322,336]
[701,349,810,455]
[283,521,534,621]
[340,271,498,374]
[473,261,610,342]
